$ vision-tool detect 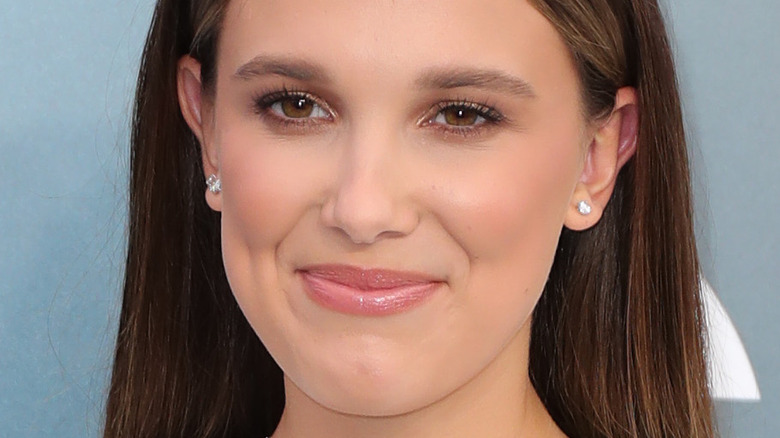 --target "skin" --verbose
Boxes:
[178,0,637,436]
